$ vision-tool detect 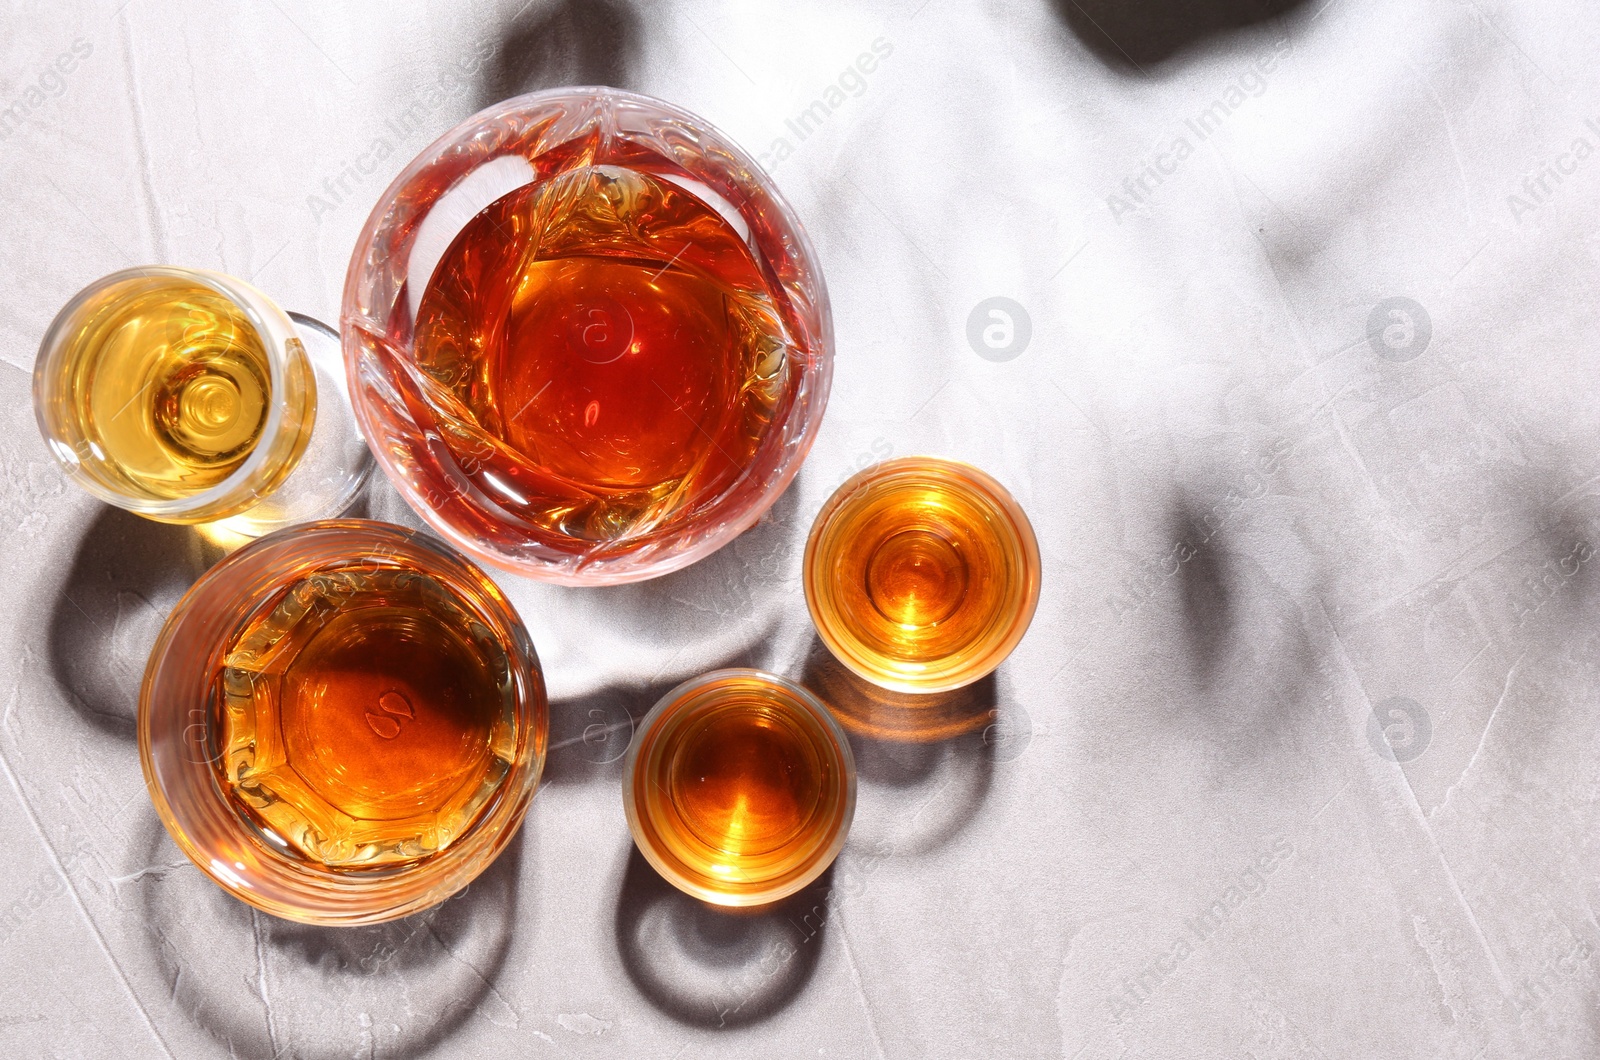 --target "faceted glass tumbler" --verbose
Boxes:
[139,520,547,925]
[341,87,833,584]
